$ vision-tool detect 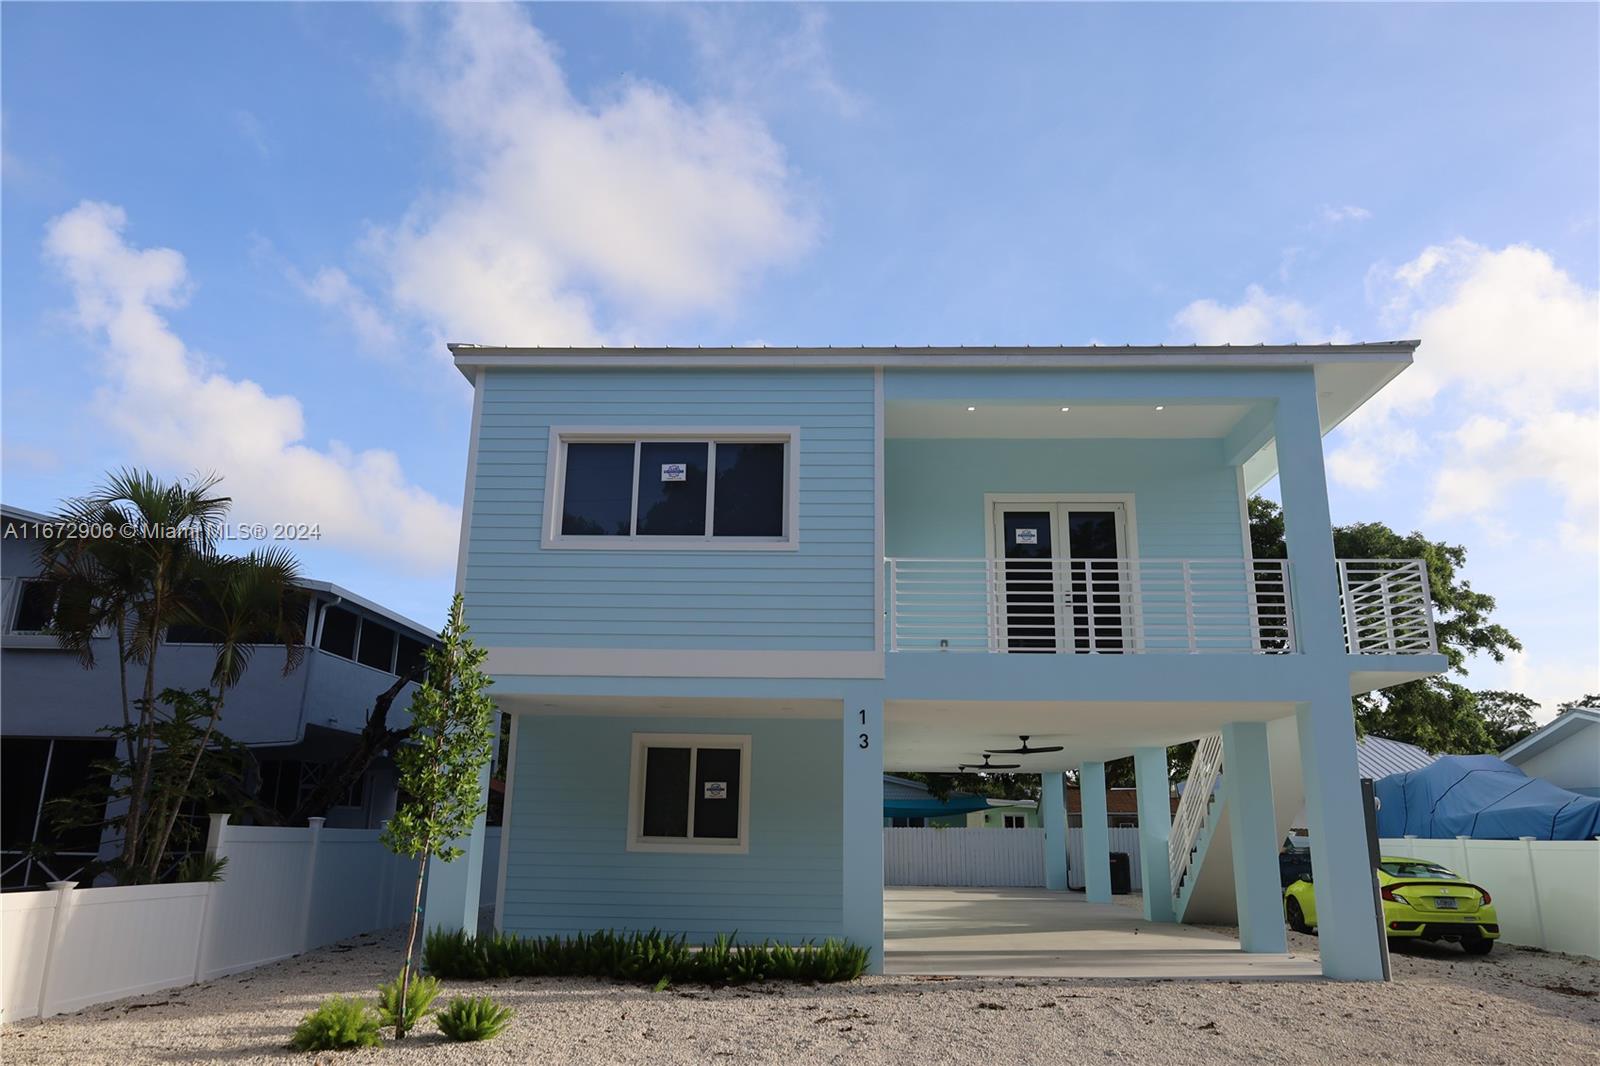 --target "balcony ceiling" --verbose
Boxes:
[884,698,1296,771]
[885,401,1254,439]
